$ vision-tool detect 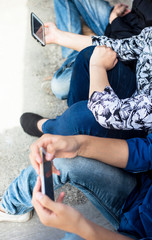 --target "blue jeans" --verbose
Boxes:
[52,0,112,99]
[1,157,137,239]
[42,46,146,140]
